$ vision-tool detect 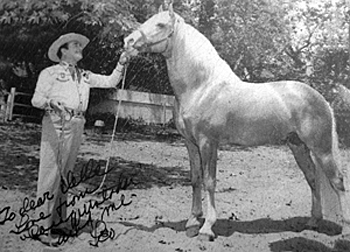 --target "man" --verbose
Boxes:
[31,32,133,246]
